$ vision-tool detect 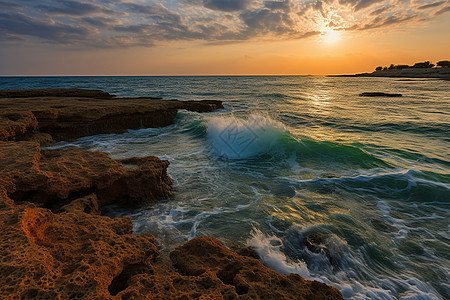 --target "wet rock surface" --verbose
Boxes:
[0,89,343,299]
[0,88,223,141]
[303,232,333,263]
[1,141,172,210]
